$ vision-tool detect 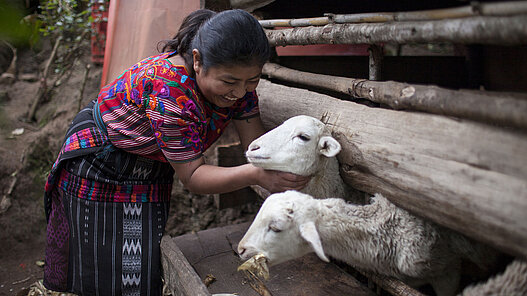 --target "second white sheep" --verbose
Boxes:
[238,190,497,296]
